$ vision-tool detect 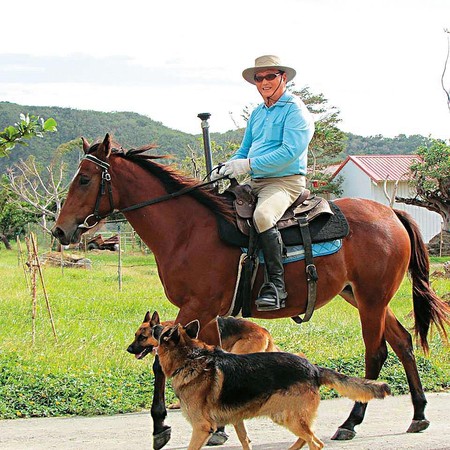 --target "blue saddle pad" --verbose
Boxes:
[242,239,342,265]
